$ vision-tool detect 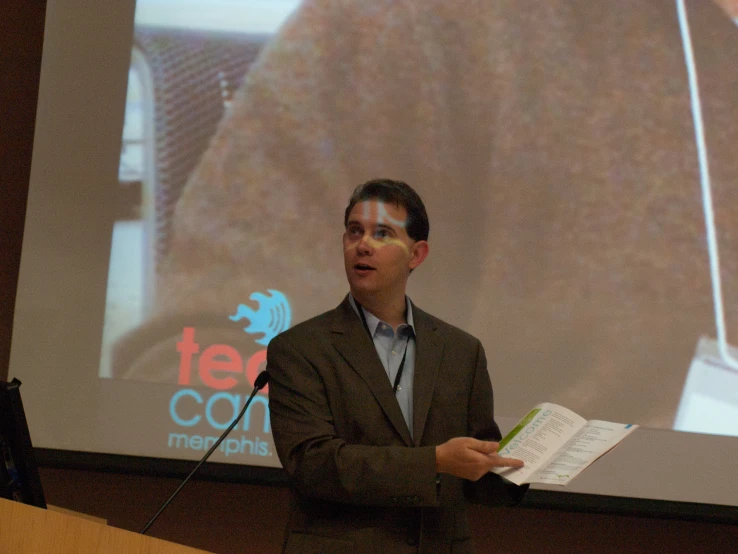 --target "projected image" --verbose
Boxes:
[101,0,738,466]
[96,0,302,465]
[101,0,301,378]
